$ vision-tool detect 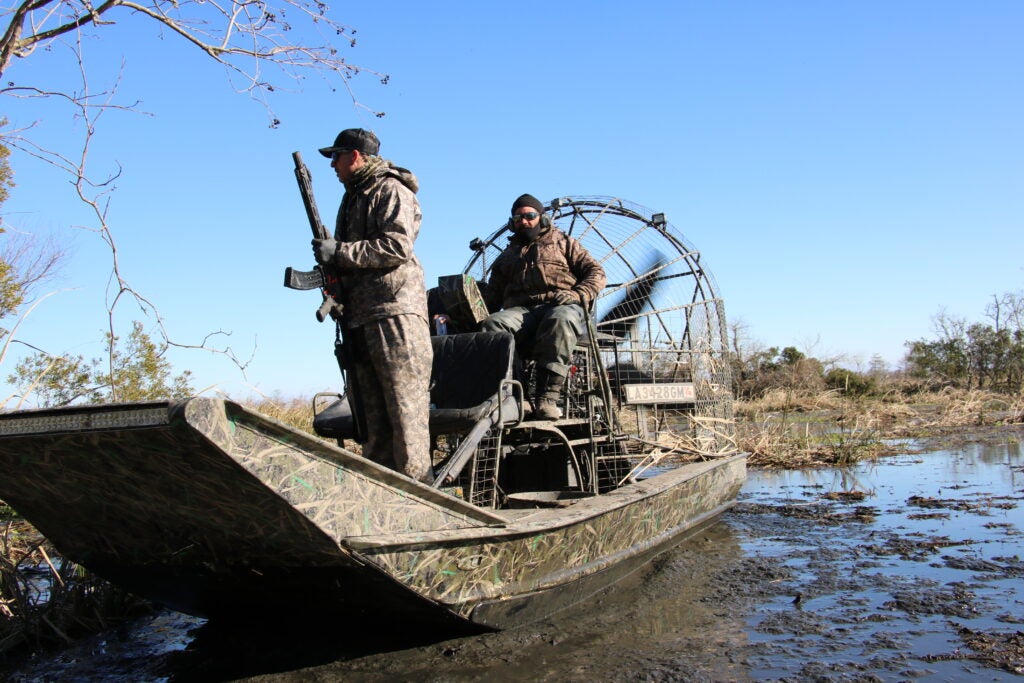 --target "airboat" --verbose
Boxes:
[0,196,745,633]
